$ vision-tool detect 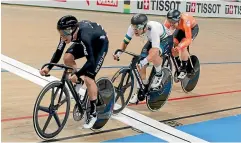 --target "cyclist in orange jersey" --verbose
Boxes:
[164,10,199,79]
